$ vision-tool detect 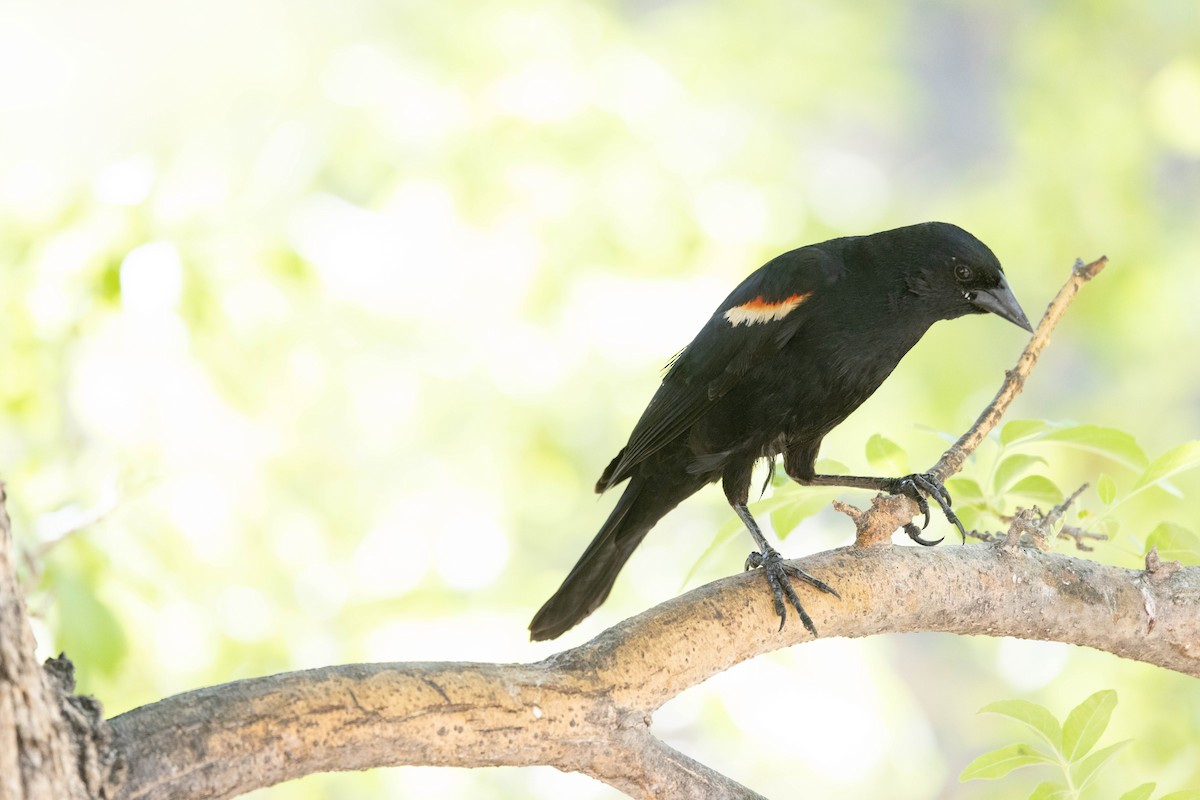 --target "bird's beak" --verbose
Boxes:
[971,276,1034,333]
